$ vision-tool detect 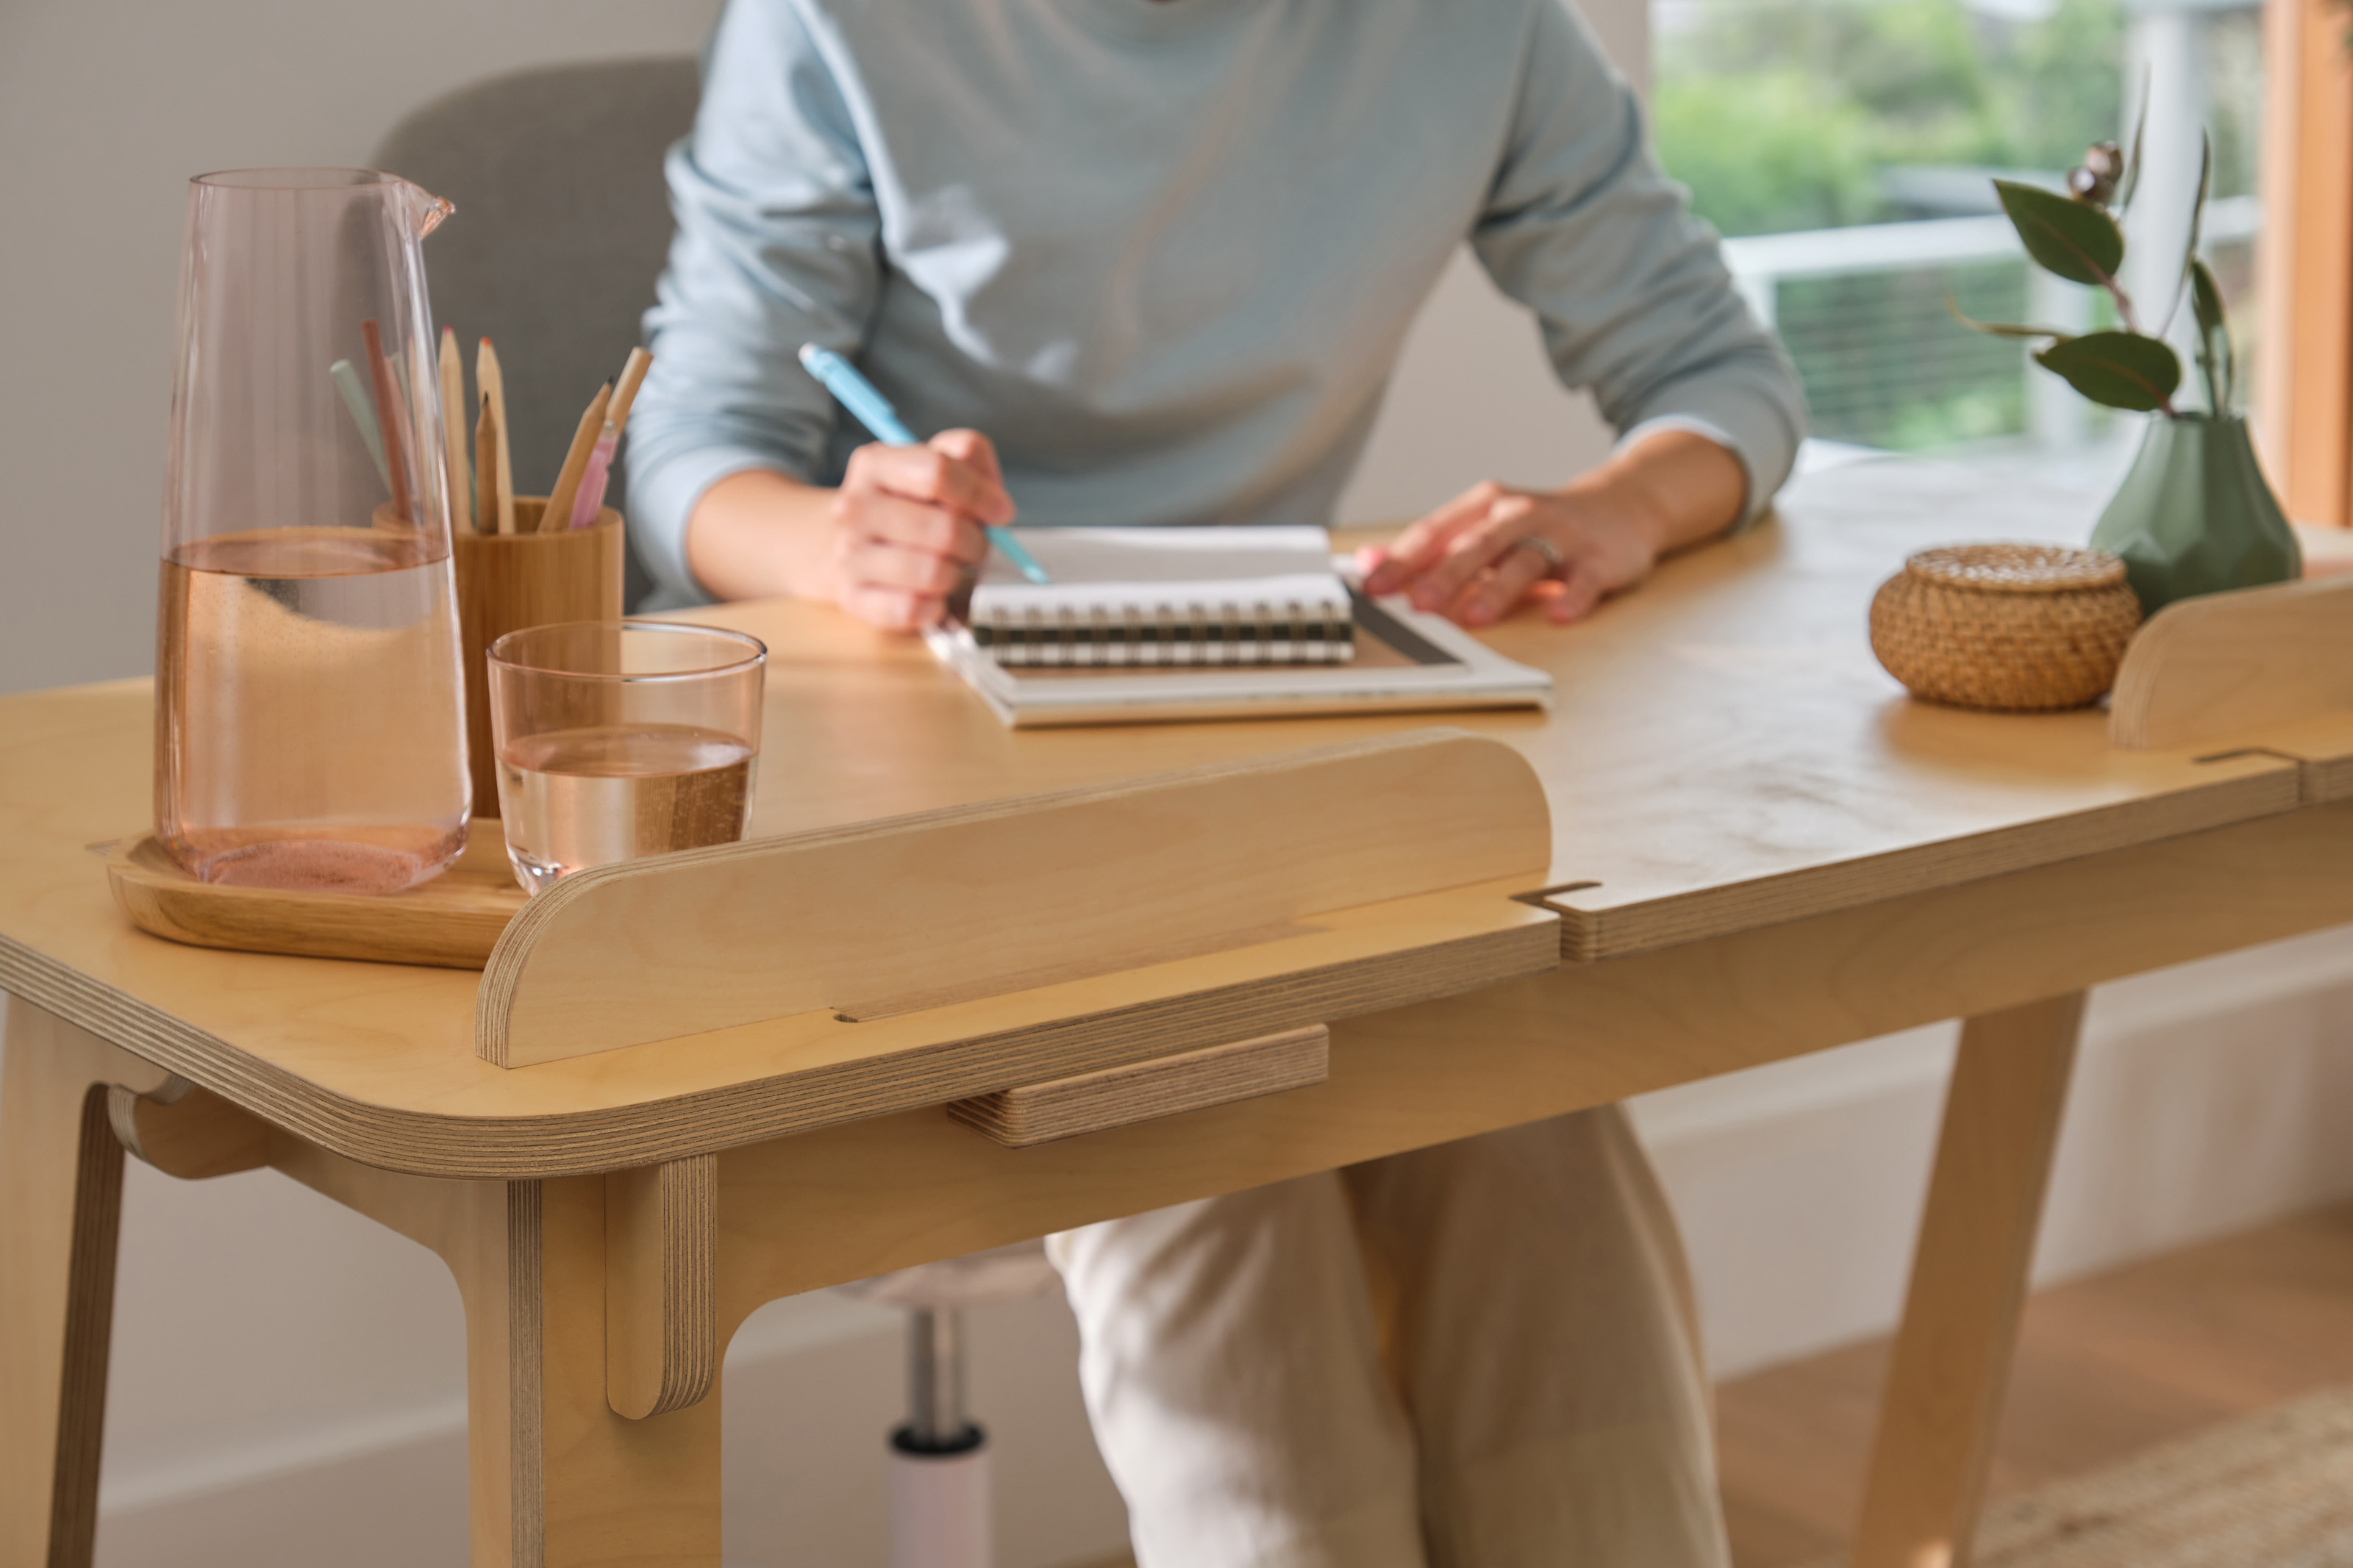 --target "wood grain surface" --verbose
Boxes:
[2110,573,2353,751]
[946,1024,1329,1148]
[4,461,2350,1176]
[452,502,626,812]
[0,1003,168,1568]
[105,830,524,969]
[604,1156,716,1422]
[707,805,2353,1319]
[1849,993,2085,1568]
[261,1139,726,1567]
[480,729,1550,1064]
[105,1079,267,1181]
[2258,0,2353,529]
